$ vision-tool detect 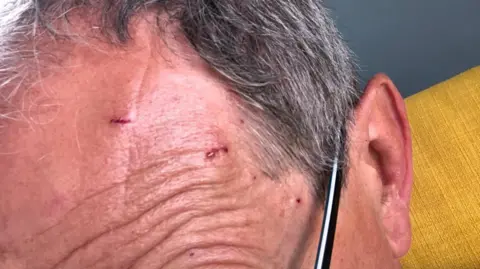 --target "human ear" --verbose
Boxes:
[354,73,413,257]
